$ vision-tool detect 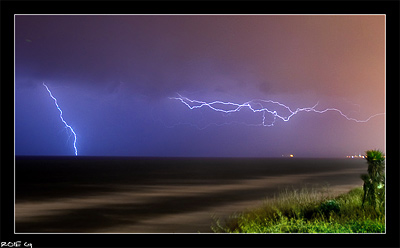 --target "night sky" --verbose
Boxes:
[15,15,385,157]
